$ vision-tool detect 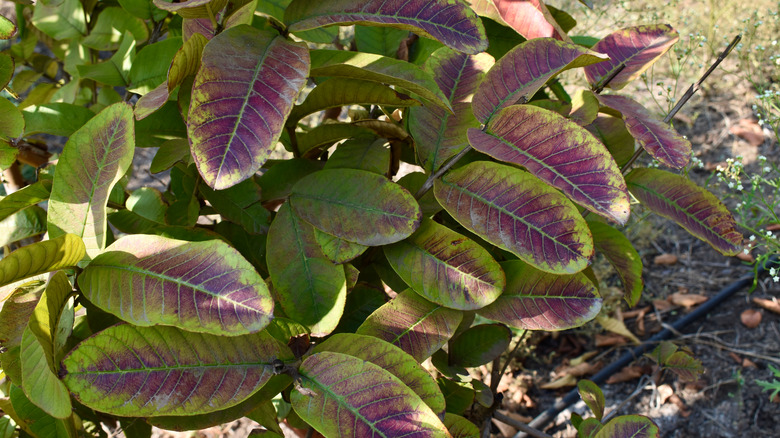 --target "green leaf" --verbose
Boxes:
[0,14,15,39]
[290,168,421,246]
[357,289,462,362]
[126,187,167,224]
[314,229,368,264]
[594,415,659,438]
[200,177,271,235]
[136,101,187,147]
[77,31,136,86]
[0,282,44,352]
[384,218,505,310]
[168,33,208,91]
[333,285,386,333]
[27,271,72,369]
[20,326,72,418]
[292,351,450,437]
[9,385,76,438]
[22,104,95,137]
[0,206,47,246]
[0,97,23,139]
[313,333,446,416]
[443,413,480,438]
[323,138,390,175]
[354,25,408,58]
[257,158,323,202]
[0,179,50,223]
[585,115,635,168]
[448,323,511,367]
[589,221,643,306]
[0,53,13,89]
[0,140,16,171]
[153,0,229,18]
[309,49,451,111]
[47,102,135,259]
[81,7,149,51]
[0,234,85,289]
[267,203,346,336]
[437,377,474,415]
[129,37,183,95]
[663,351,703,382]
[78,235,274,336]
[577,379,605,420]
[150,139,191,173]
[30,0,86,40]
[118,0,168,20]
[62,324,293,416]
[296,123,376,157]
